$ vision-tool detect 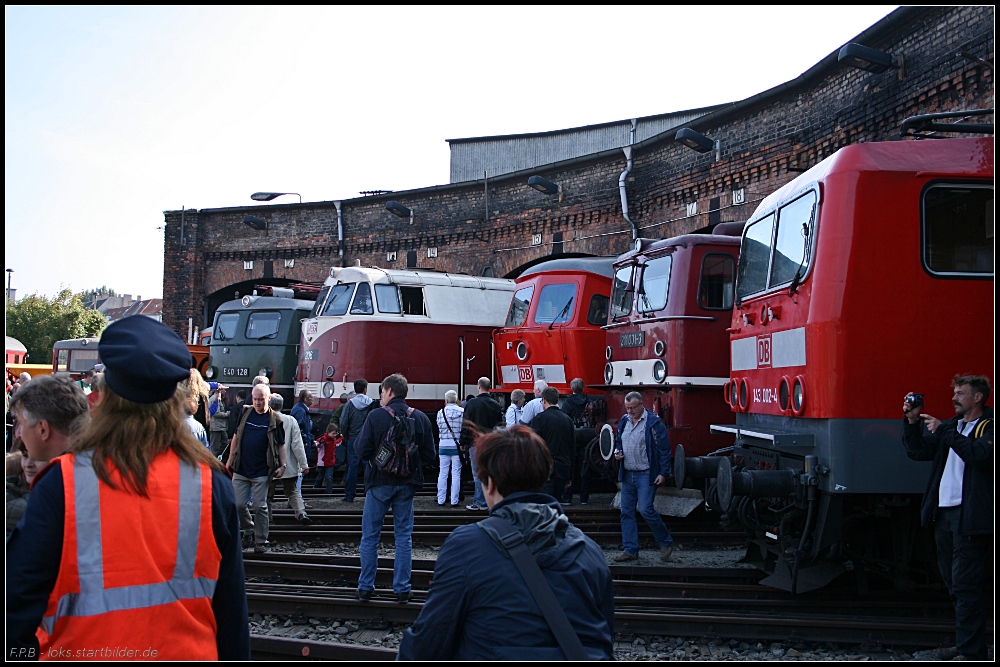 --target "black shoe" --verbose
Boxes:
[297,514,312,526]
[340,497,355,503]
[396,591,410,604]
[357,589,372,602]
